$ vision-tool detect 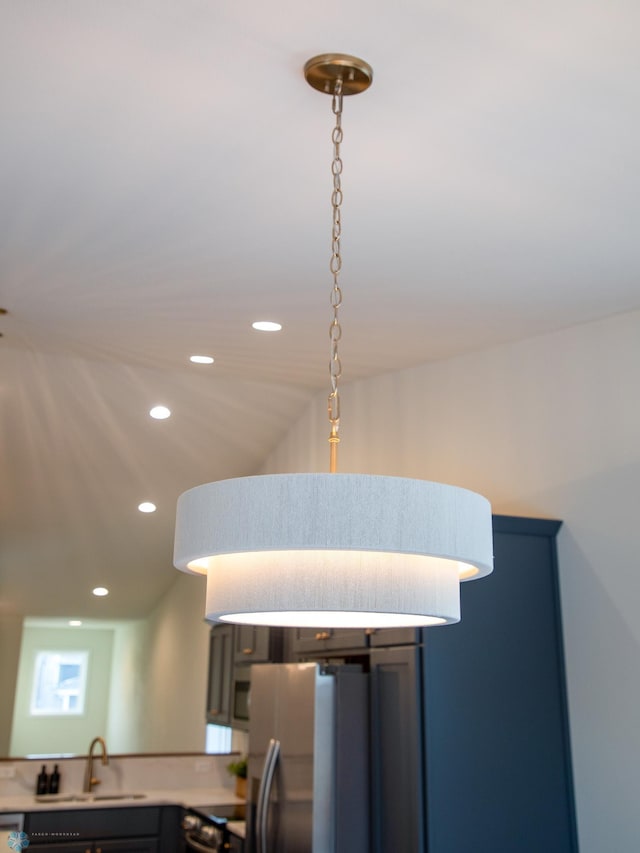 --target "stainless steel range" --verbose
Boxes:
[181,803,245,852]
